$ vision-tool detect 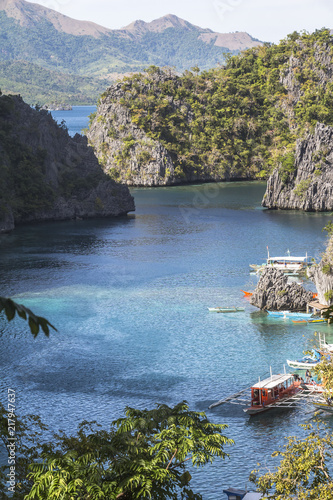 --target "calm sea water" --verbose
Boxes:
[51,105,96,136]
[1,109,333,498]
